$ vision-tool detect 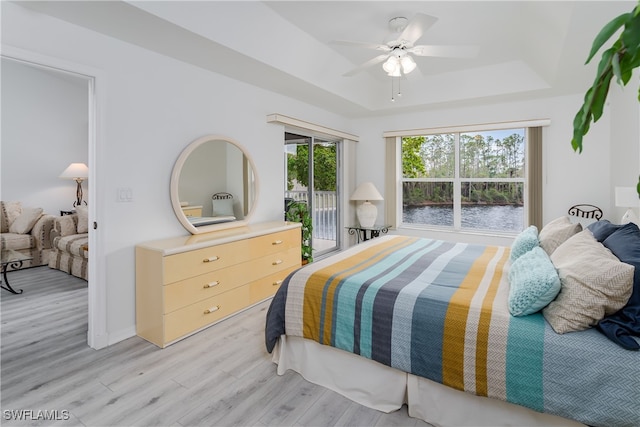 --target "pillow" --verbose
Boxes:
[76,206,89,234]
[508,246,561,316]
[57,215,77,237]
[510,225,539,262]
[8,207,43,234]
[1,201,22,232]
[542,230,634,334]
[212,198,234,217]
[597,222,640,350]
[538,216,582,256]
[587,219,623,242]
